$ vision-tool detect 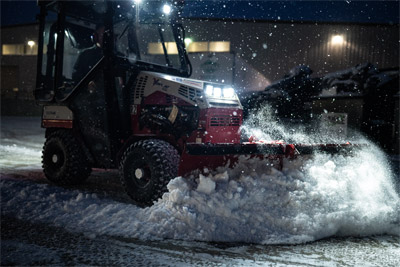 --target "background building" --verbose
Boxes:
[1,23,40,115]
[1,15,398,113]
[183,18,399,92]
